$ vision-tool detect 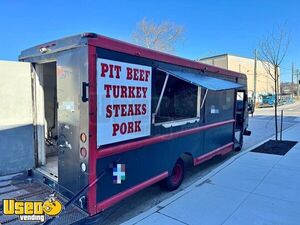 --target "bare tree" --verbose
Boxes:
[132,18,184,53]
[258,26,290,140]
